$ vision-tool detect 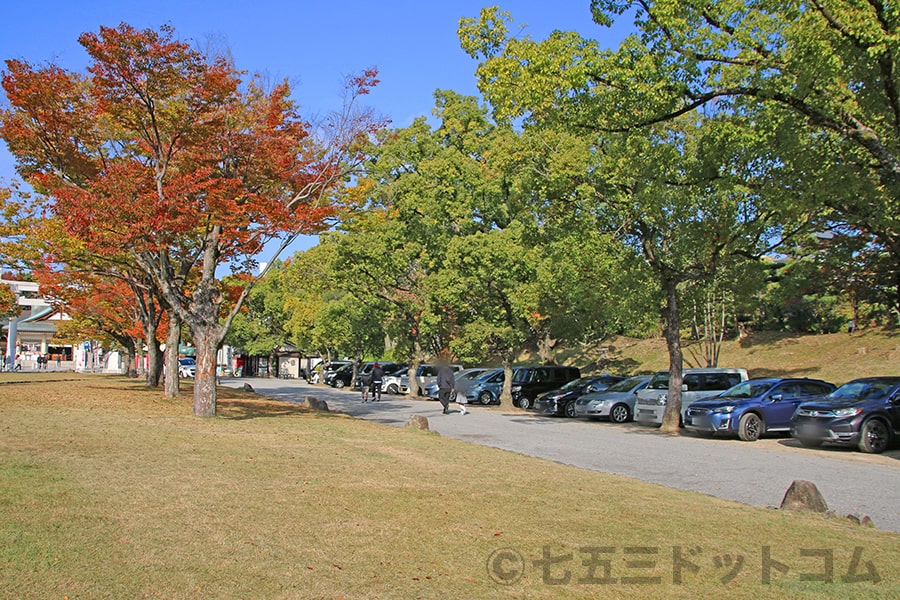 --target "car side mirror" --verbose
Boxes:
[769,394,783,402]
